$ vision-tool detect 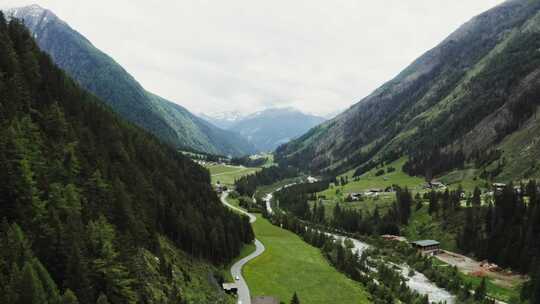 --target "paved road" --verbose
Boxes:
[221,192,264,304]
